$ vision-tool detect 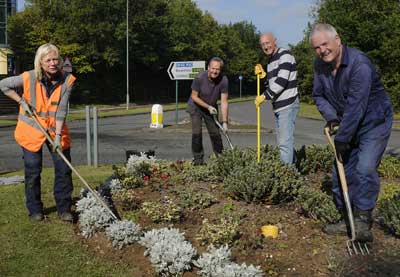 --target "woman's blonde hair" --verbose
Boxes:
[34,43,63,80]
